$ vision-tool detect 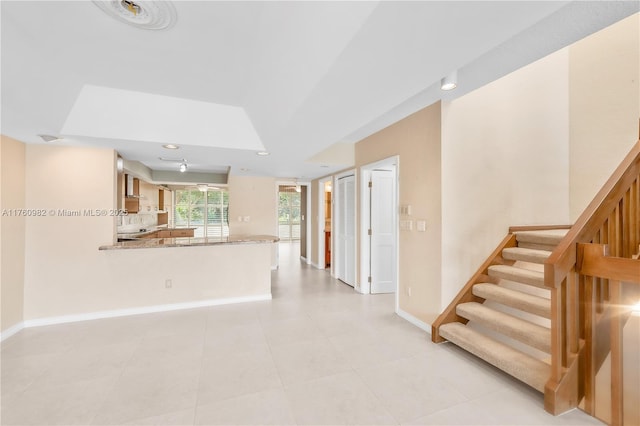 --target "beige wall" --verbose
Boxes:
[227,175,278,267]
[441,48,571,309]
[1,136,26,334]
[23,145,118,320]
[355,103,442,324]
[19,144,272,321]
[569,13,640,221]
